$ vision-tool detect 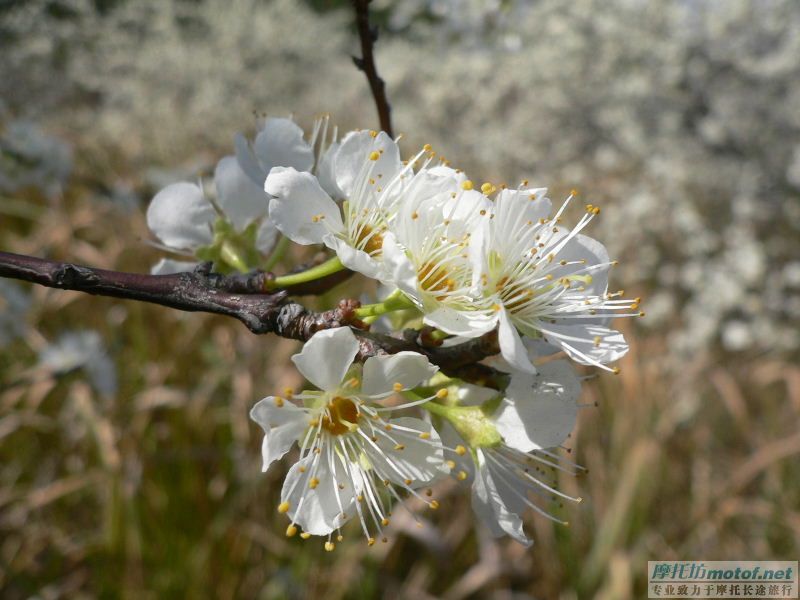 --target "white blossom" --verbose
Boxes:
[250,327,448,547]
[146,117,319,274]
[442,360,583,546]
